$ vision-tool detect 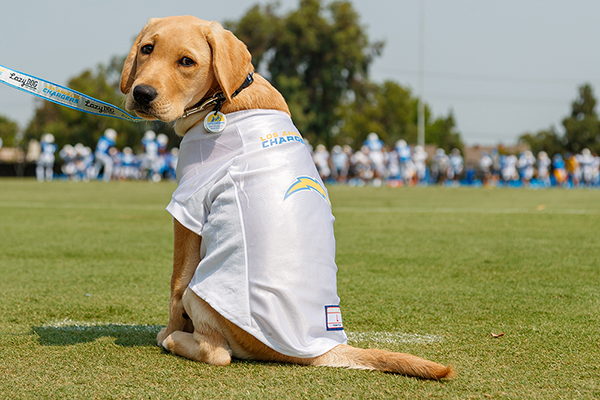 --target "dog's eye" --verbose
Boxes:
[141,44,154,55]
[179,57,196,67]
